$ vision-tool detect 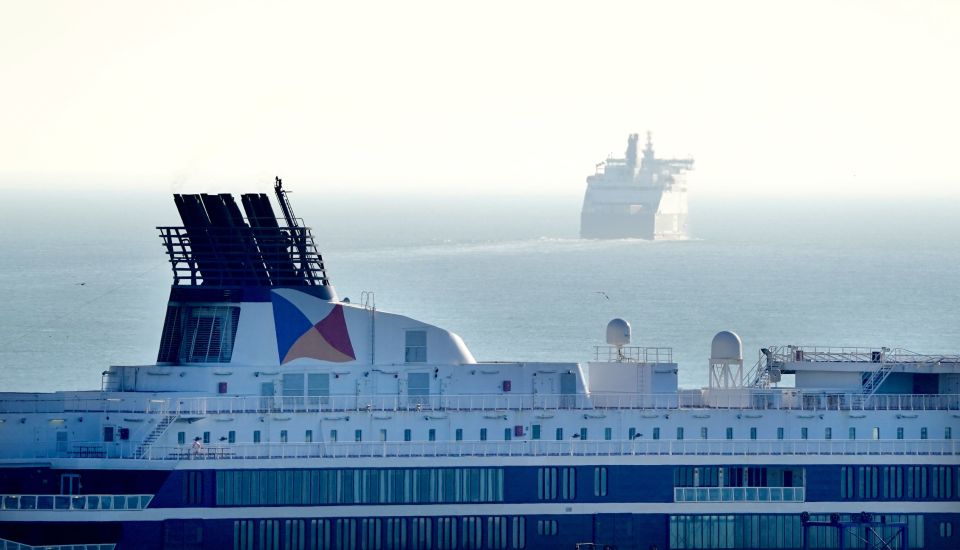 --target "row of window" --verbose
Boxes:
[674,466,804,489]
[215,468,504,506]
[175,424,953,446]
[234,516,525,550]
[670,514,925,549]
[536,467,576,500]
[840,466,957,500]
